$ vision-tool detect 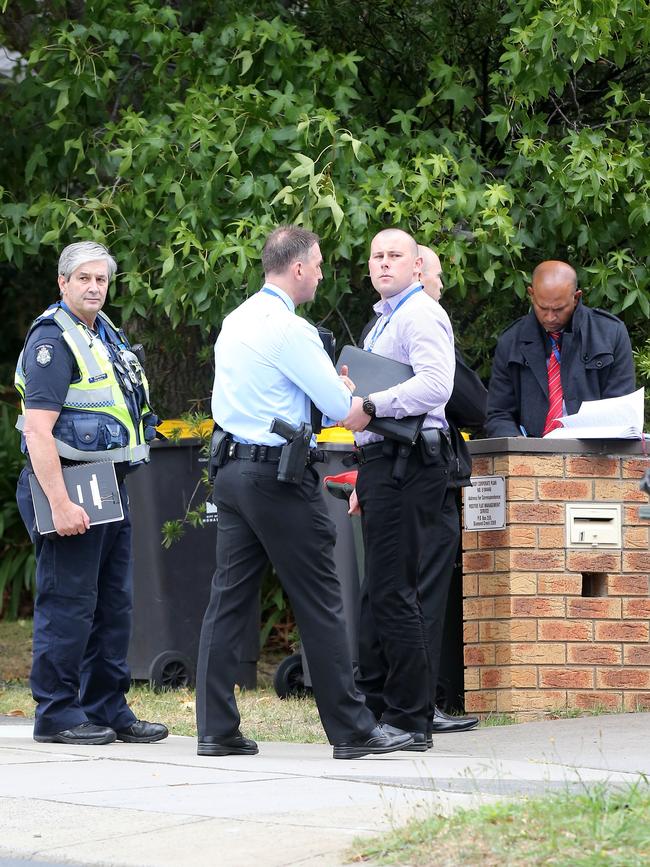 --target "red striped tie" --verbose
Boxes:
[543,331,563,435]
